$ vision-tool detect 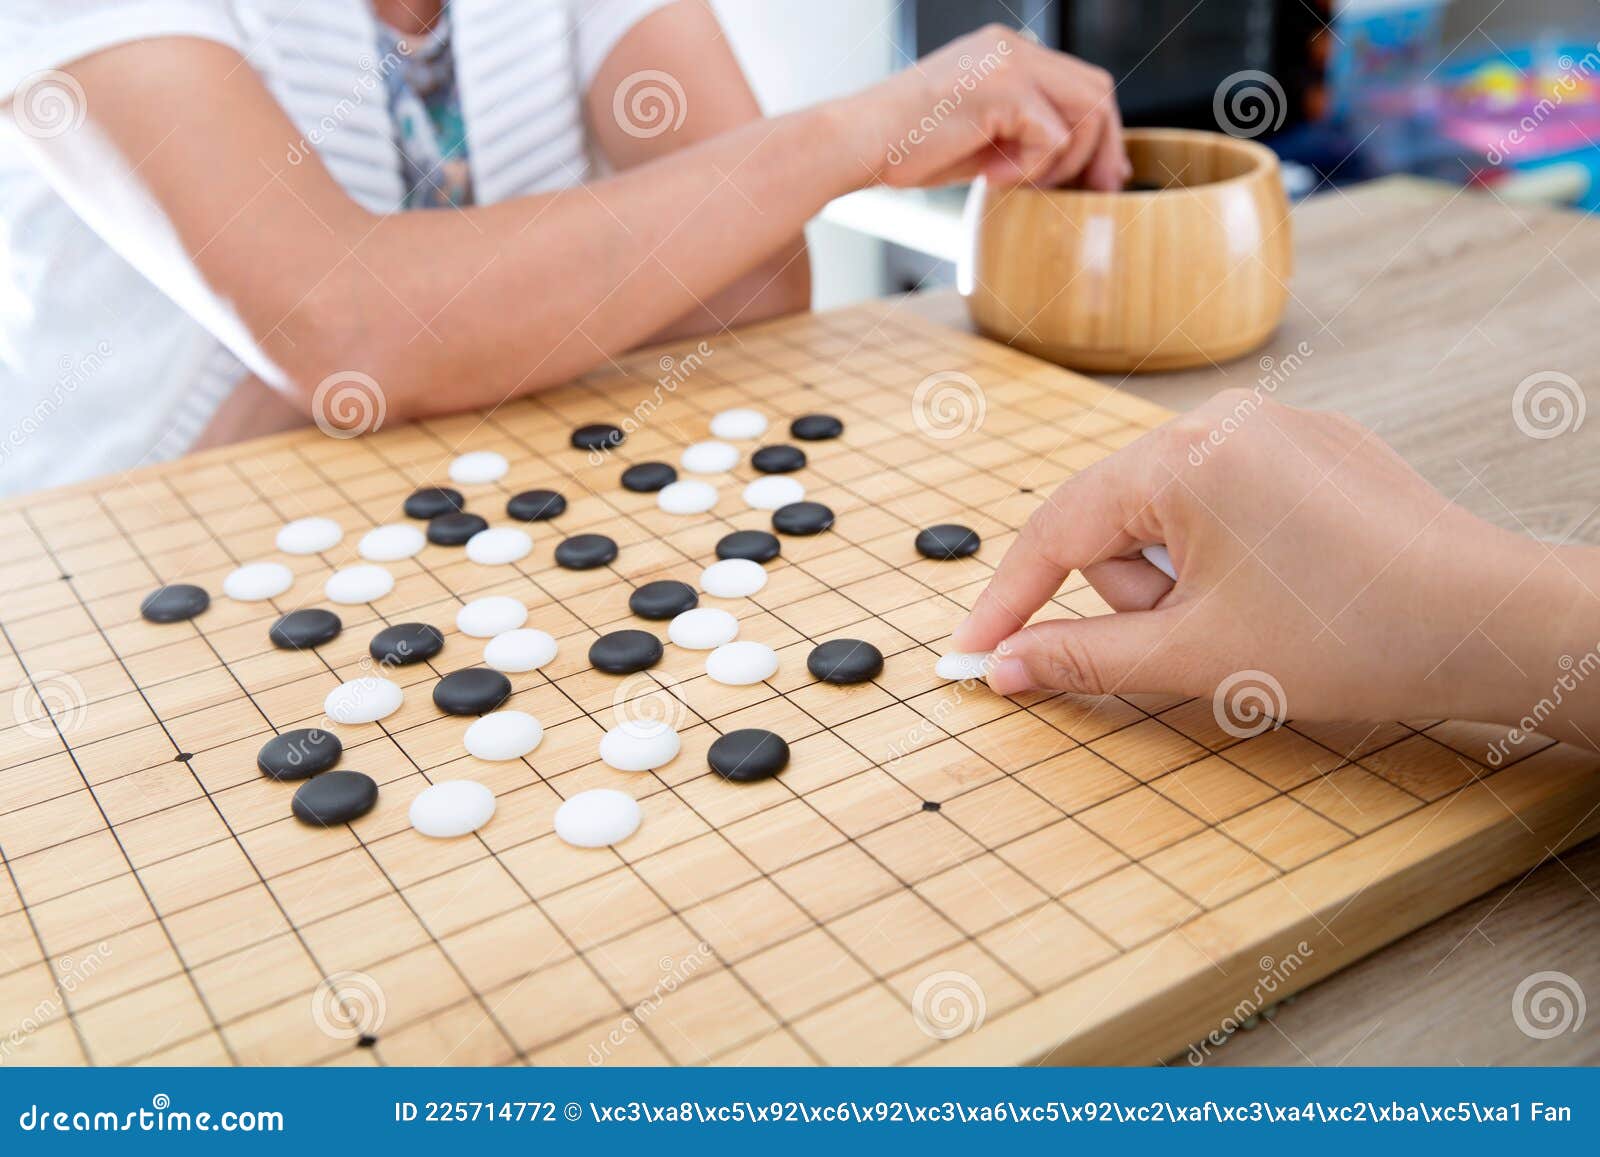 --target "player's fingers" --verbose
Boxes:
[1042,104,1104,188]
[1081,556,1174,611]
[1083,91,1130,191]
[953,447,1168,652]
[981,94,1069,186]
[986,609,1192,697]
